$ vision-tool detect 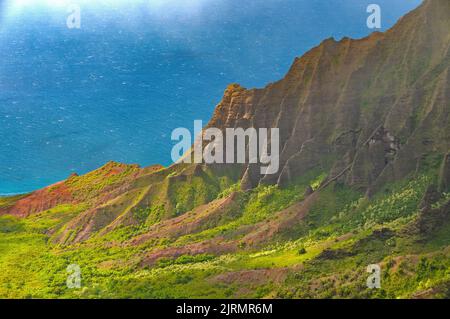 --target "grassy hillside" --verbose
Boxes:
[0,164,448,299]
